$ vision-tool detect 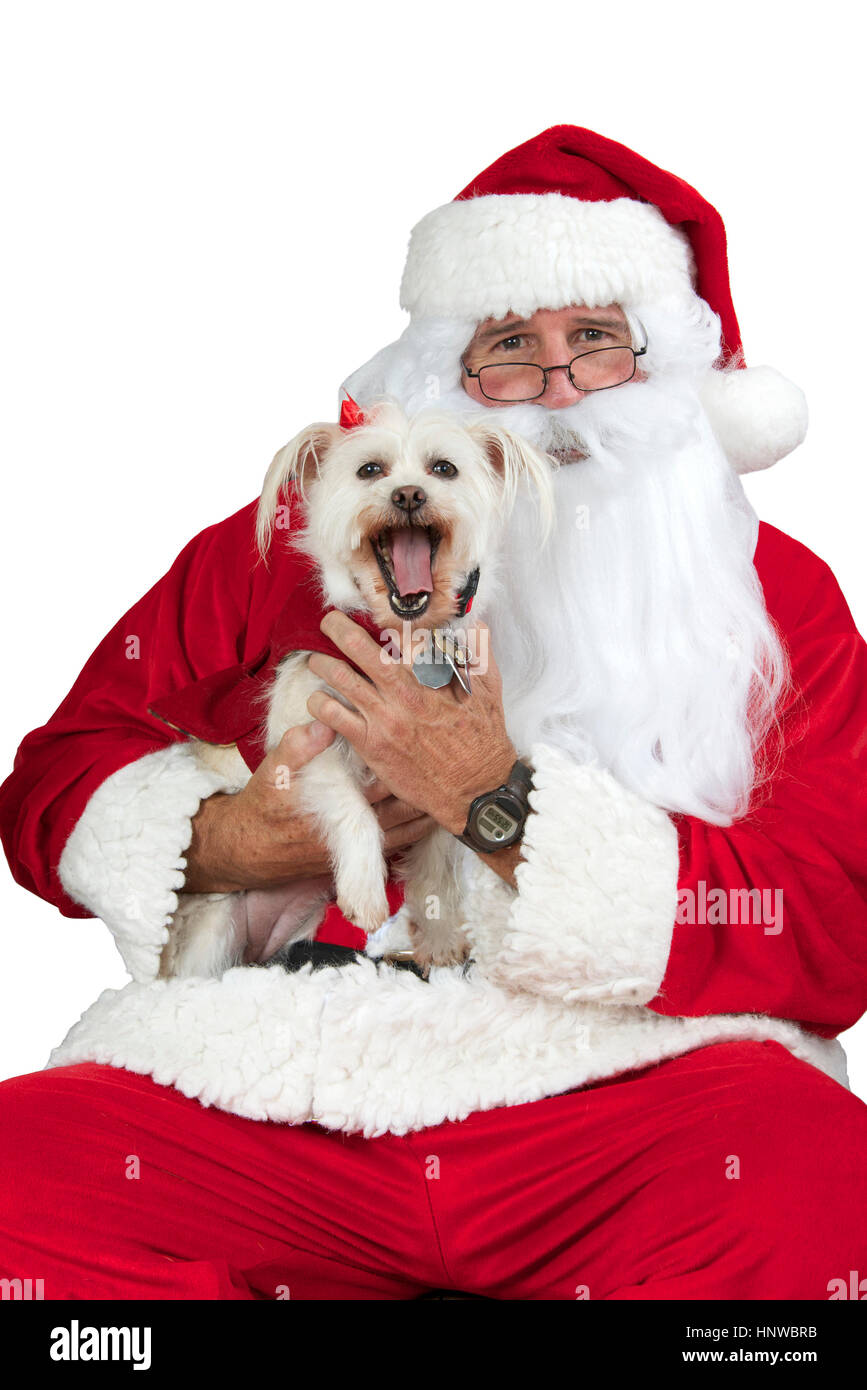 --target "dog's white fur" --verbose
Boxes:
[159,402,556,979]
